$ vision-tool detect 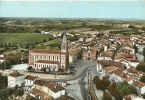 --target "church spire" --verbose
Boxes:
[61,32,68,53]
[62,32,67,43]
